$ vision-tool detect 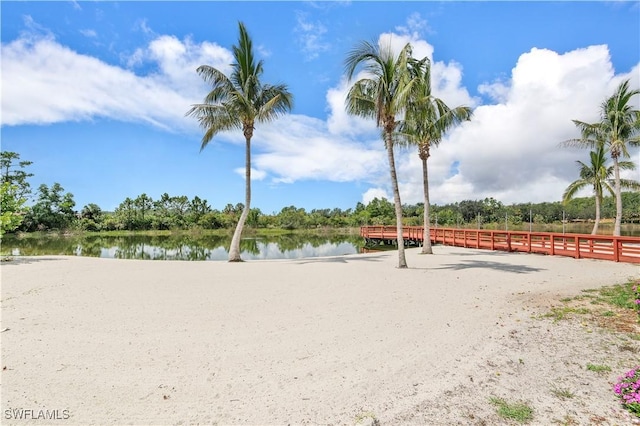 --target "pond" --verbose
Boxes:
[3,224,639,261]
[1,232,367,261]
